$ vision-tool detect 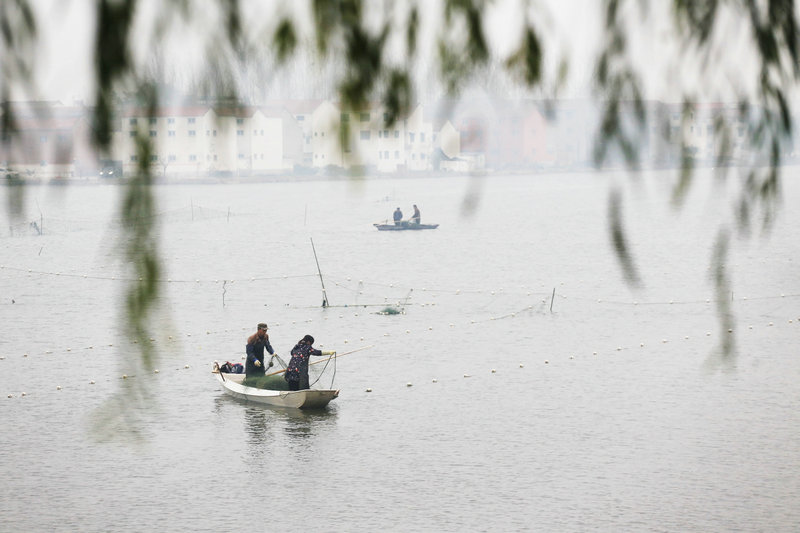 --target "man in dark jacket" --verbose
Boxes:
[245,322,275,377]
[393,207,403,225]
